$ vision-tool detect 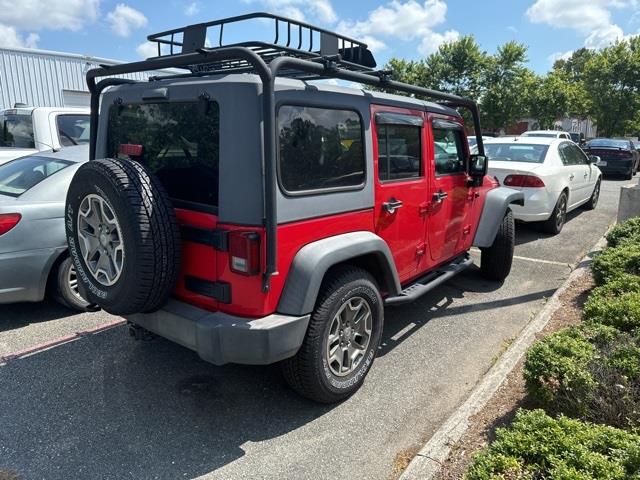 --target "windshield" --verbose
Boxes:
[586,139,630,149]
[57,115,90,146]
[0,155,72,196]
[485,143,549,163]
[522,132,557,138]
[0,113,35,148]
